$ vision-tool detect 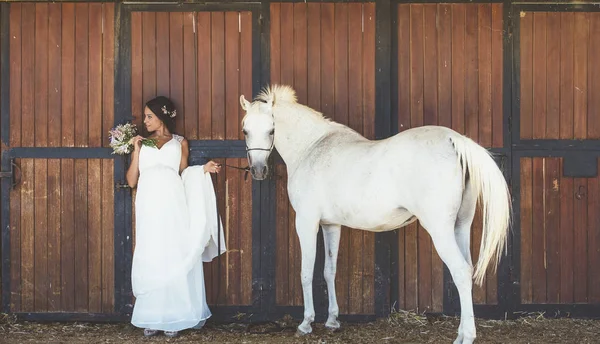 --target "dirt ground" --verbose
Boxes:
[1,311,599,344]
